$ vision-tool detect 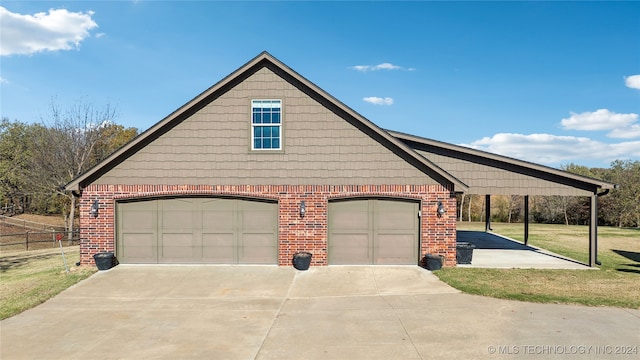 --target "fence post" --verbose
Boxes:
[52,229,56,247]
[26,231,29,251]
